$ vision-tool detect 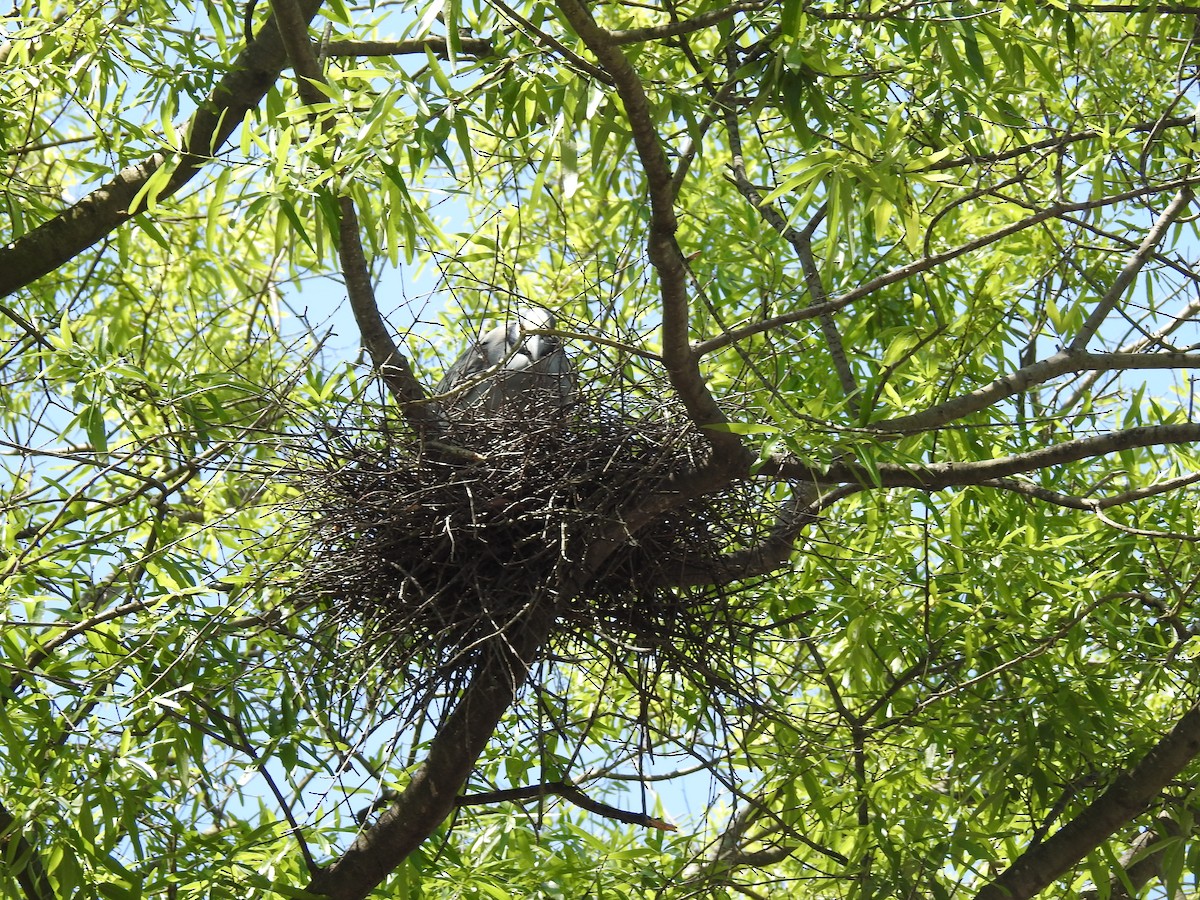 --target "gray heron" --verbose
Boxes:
[435,308,575,414]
